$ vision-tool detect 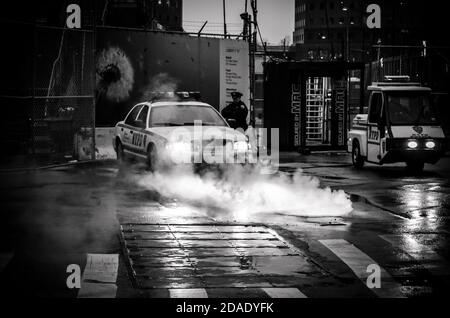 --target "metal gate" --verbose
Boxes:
[305,77,325,144]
